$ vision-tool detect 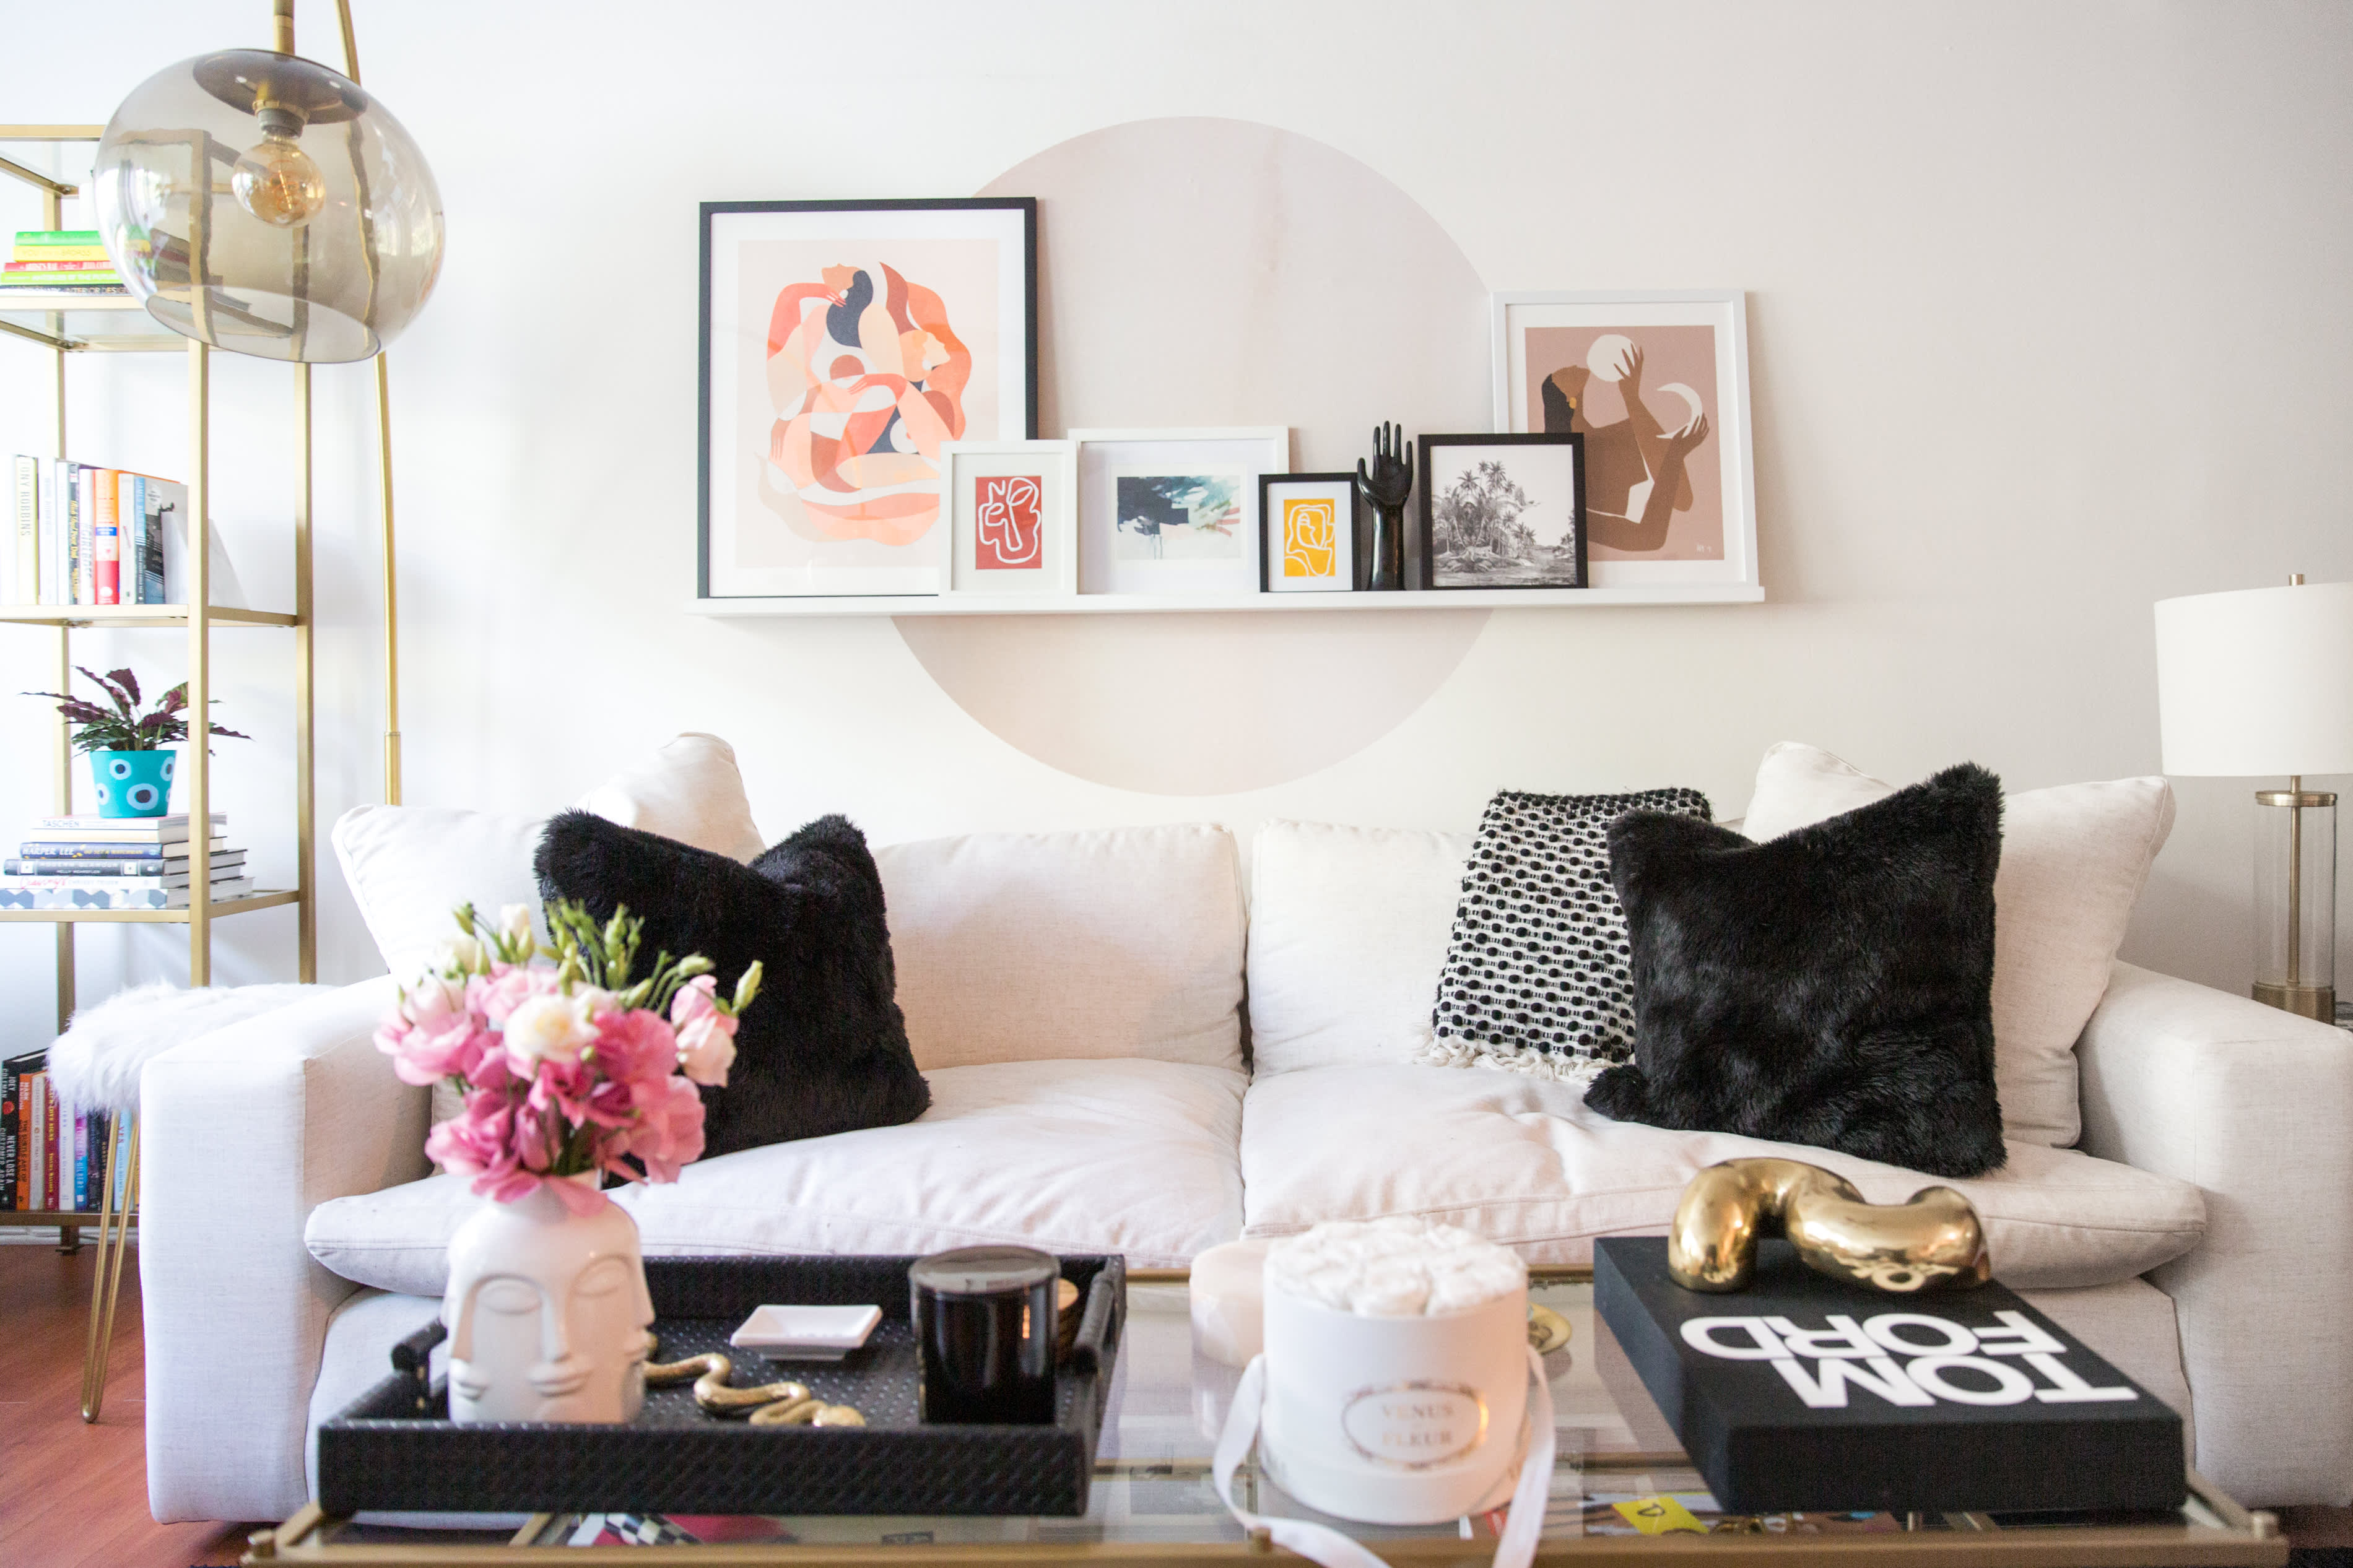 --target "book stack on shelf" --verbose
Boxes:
[0,228,126,294]
[6,455,198,608]
[0,812,246,911]
[1,1051,119,1215]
